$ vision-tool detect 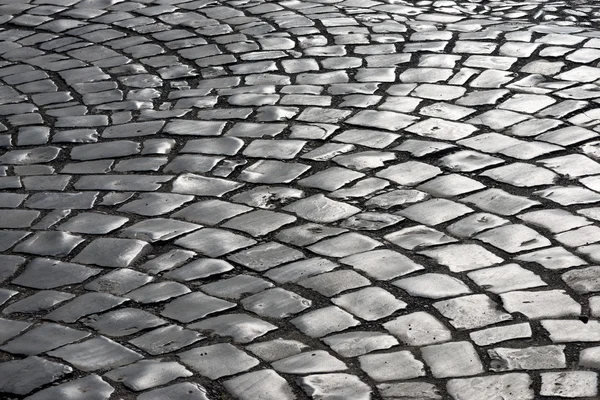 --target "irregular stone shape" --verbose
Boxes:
[580,346,600,368]
[189,314,277,343]
[171,173,243,196]
[139,249,196,274]
[201,274,273,299]
[500,290,580,319]
[481,163,557,187]
[299,373,371,400]
[48,336,143,371]
[516,247,586,270]
[224,369,296,400]
[488,345,566,371]
[72,238,151,268]
[475,224,551,253]
[0,289,17,307]
[137,383,210,400]
[104,360,192,391]
[346,109,418,131]
[297,167,364,191]
[178,344,259,379]
[299,270,370,297]
[46,293,128,323]
[182,137,244,155]
[340,212,403,231]
[58,212,129,234]
[164,258,234,281]
[126,281,190,303]
[120,218,201,242]
[161,292,236,323]
[0,356,72,395]
[242,288,311,319]
[440,150,504,172]
[221,209,296,236]
[103,121,164,137]
[463,189,539,216]
[12,258,101,289]
[75,175,173,191]
[175,228,256,257]
[2,290,73,315]
[447,373,534,400]
[246,339,309,363]
[541,320,600,343]
[284,194,360,223]
[118,193,194,216]
[70,141,140,160]
[0,317,31,345]
[0,255,25,283]
[468,264,546,294]
[394,273,471,299]
[418,243,503,272]
[25,192,98,209]
[84,308,167,337]
[332,287,407,321]
[291,306,360,338]
[376,161,441,186]
[0,209,39,228]
[406,117,475,140]
[562,266,600,294]
[540,371,598,398]
[228,242,304,272]
[308,232,382,258]
[25,374,114,400]
[383,312,452,346]
[359,350,425,381]
[323,331,399,358]
[85,269,153,296]
[172,199,251,225]
[13,231,84,257]
[239,160,311,184]
[273,350,348,374]
[385,225,457,250]
[129,325,204,355]
[0,146,61,164]
[434,294,512,330]
[470,323,533,347]
[164,120,225,136]
[377,382,442,400]
[421,341,484,378]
